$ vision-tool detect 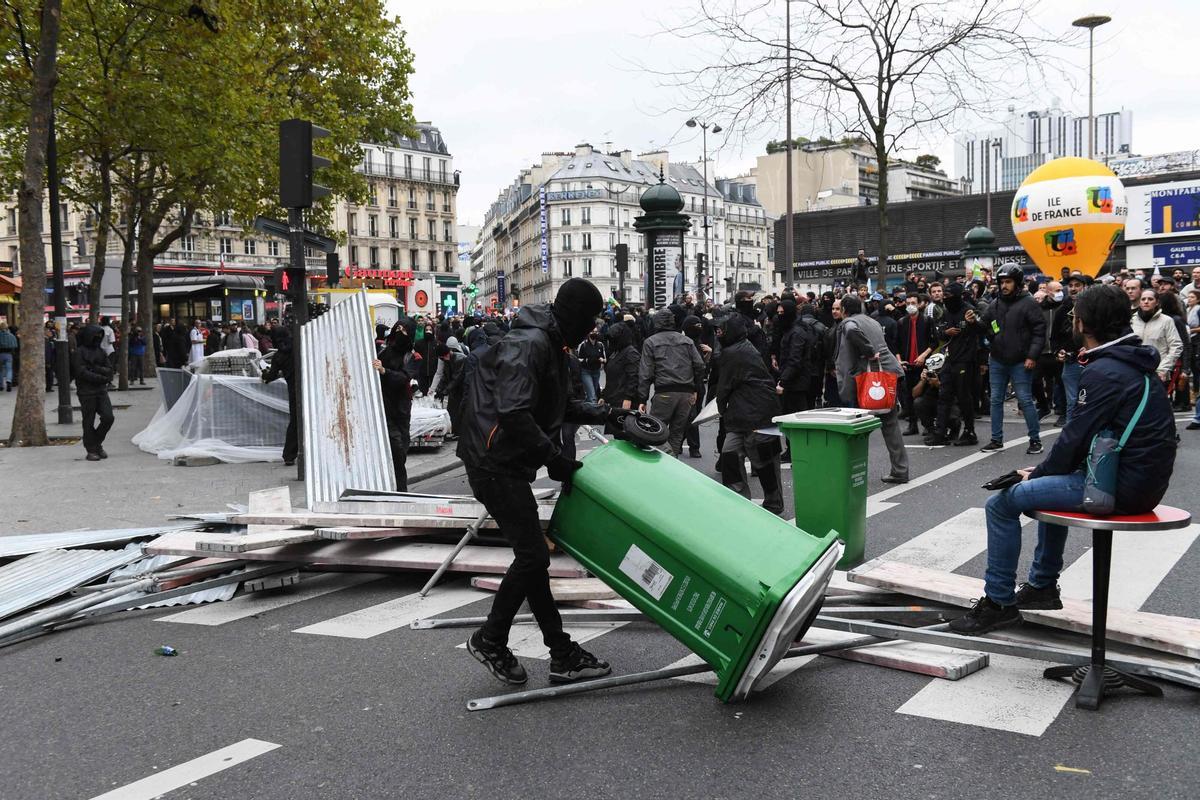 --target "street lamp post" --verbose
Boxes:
[1073,14,1112,160]
[686,117,721,301]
